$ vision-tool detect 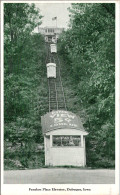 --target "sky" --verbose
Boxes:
[35,3,71,29]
